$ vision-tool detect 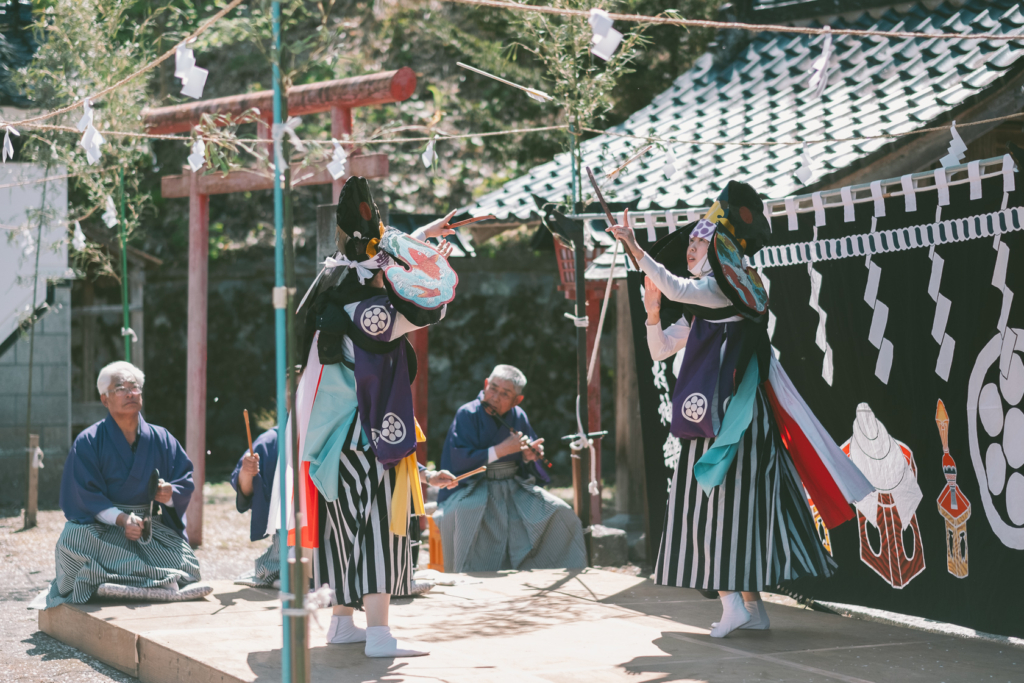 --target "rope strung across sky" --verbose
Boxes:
[444,0,1024,42]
